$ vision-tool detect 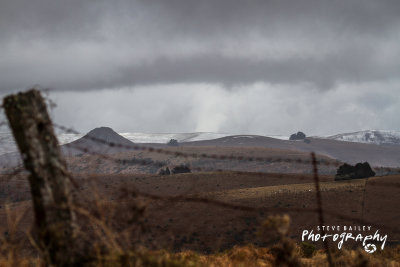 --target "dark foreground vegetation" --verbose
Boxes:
[1,206,399,267]
[335,162,376,180]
